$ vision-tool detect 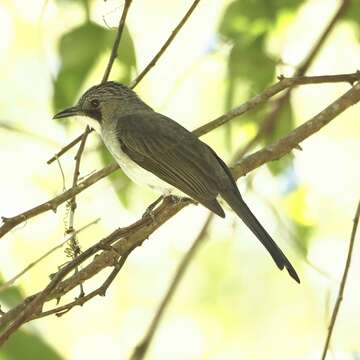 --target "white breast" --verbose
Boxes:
[101,127,180,195]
